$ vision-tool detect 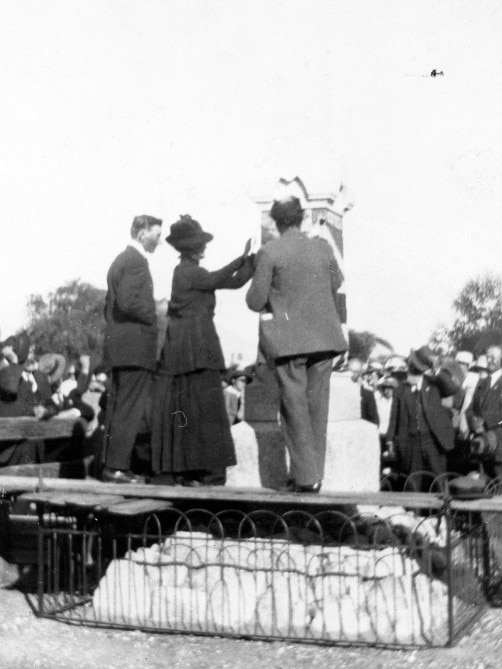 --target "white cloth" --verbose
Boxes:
[21,371,37,393]
[462,371,480,392]
[375,393,393,436]
[60,378,77,397]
